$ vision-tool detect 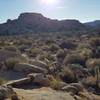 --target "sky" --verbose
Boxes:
[0,0,100,23]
